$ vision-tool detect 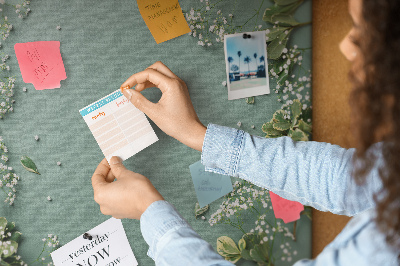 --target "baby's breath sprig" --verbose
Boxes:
[185,0,266,47]
[0,76,15,119]
[0,136,19,205]
[31,234,59,265]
